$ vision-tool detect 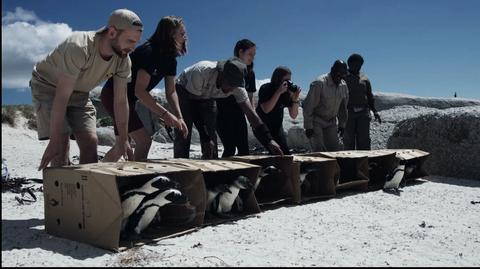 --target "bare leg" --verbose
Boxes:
[73,131,99,164]
[129,128,152,161]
